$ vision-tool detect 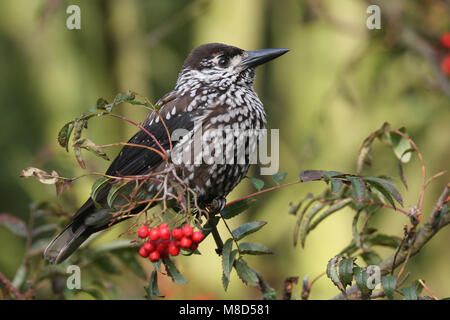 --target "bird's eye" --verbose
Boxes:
[218,57,228,67]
